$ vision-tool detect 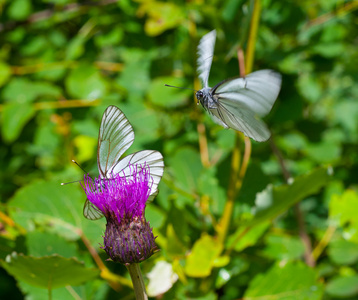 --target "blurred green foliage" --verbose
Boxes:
[1,0,358,299]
